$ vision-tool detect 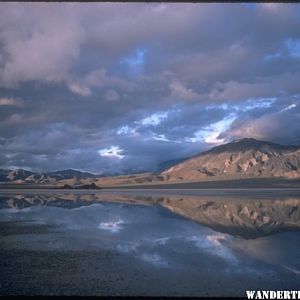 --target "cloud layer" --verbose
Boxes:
[0,3,300,173]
